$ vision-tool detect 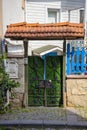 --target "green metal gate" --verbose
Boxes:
[28,56,62,106]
